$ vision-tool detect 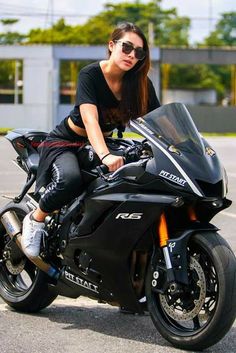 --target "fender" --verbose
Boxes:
[153,222,219,286]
